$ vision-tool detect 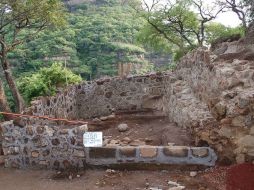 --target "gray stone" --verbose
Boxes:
[190,171,197,177]
[73,149,85,158]
[191,148,209,158]
[163,147,188,157]
[31,151,40,158]
[32,136,48,147]
[250,127,254,135]
[219,127,233,138]
[129,140,146,146]
[36,126,45,134]
[117,123,129,132]
[45,126,55,137]
[168,187,185,190]
[39,160,49,166]
[238,135,254,148]
[232,116,246,127]
[122,137,131,143]
[236,154,245,164]
[140,147,157,158]
[78,124,88,133]
[0,156,5,165]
